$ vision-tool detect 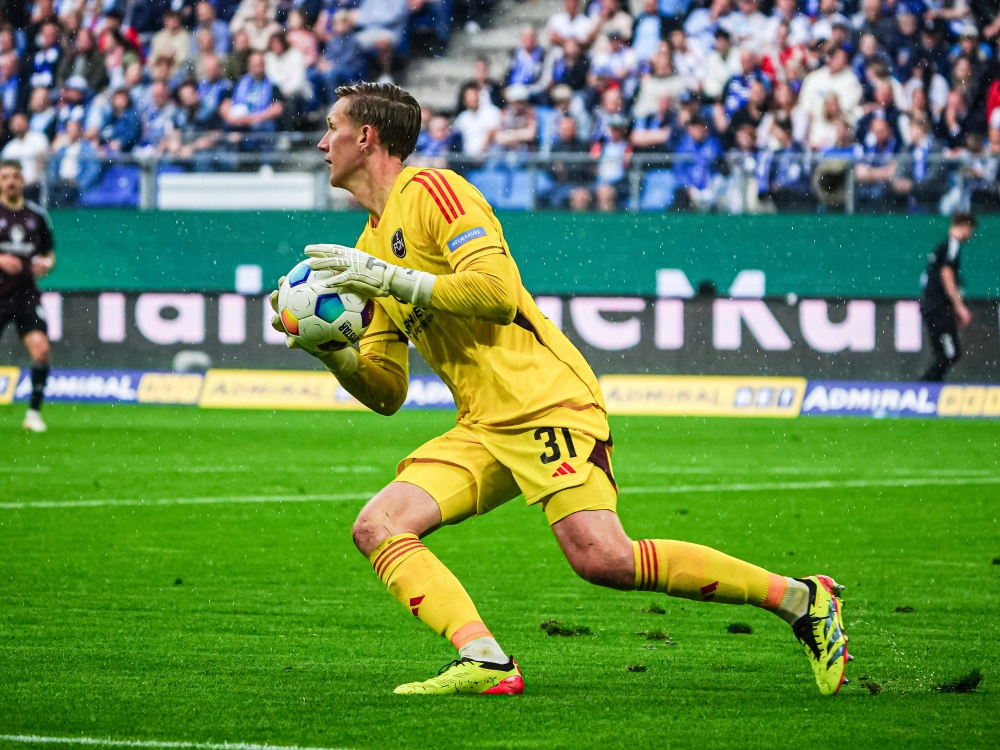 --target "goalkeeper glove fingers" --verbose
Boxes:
[304,244,435,308]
